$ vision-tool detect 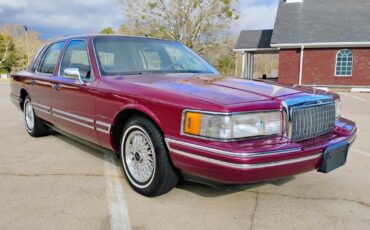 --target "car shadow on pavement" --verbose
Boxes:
[176,176,296,198]
[52,132,121,168]
[51,132,296,197]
